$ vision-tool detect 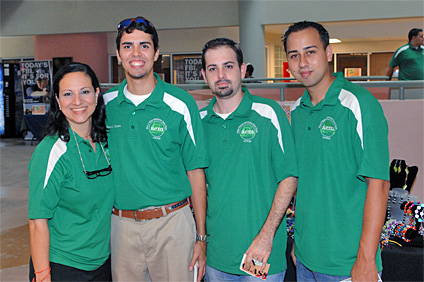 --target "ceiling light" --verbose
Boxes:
[330,38,341,43]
